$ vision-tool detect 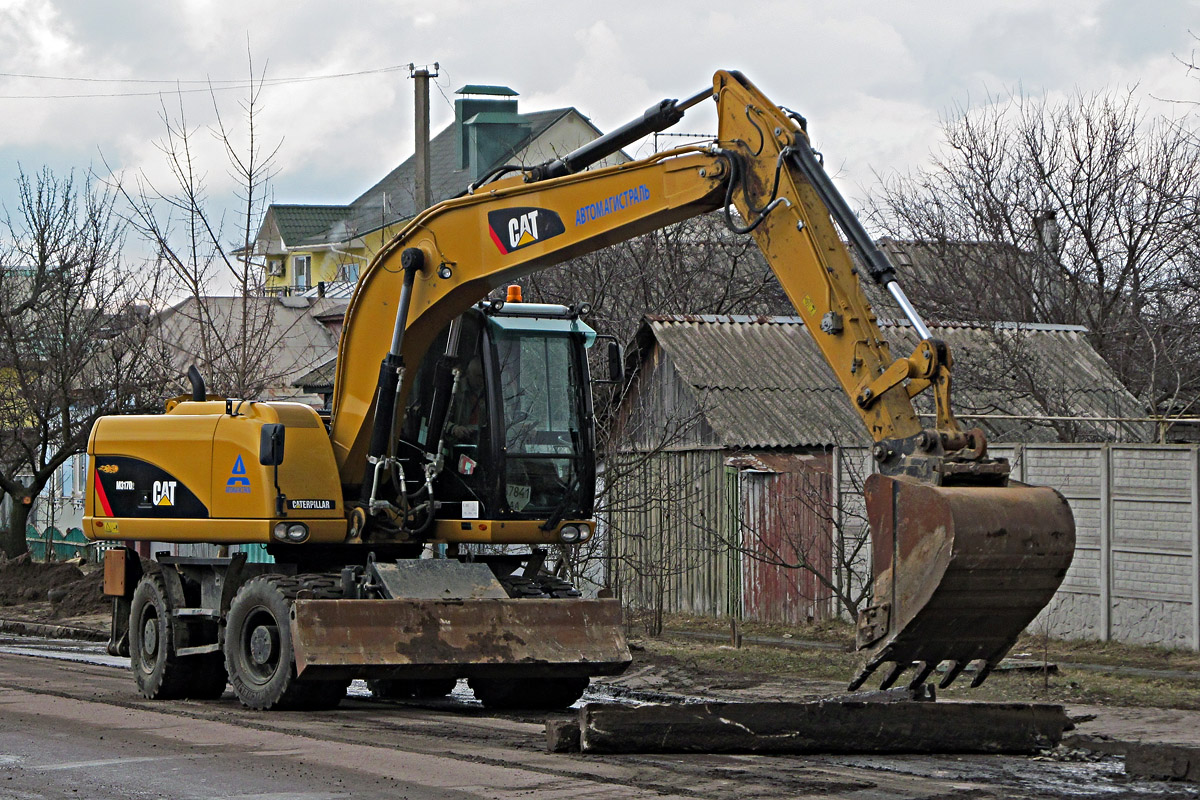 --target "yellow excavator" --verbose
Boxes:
[85,70,1075,710]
